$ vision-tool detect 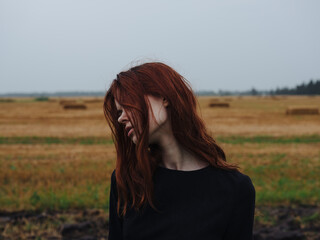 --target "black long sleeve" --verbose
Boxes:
[223,175,256,240]
[108,165,255,240]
